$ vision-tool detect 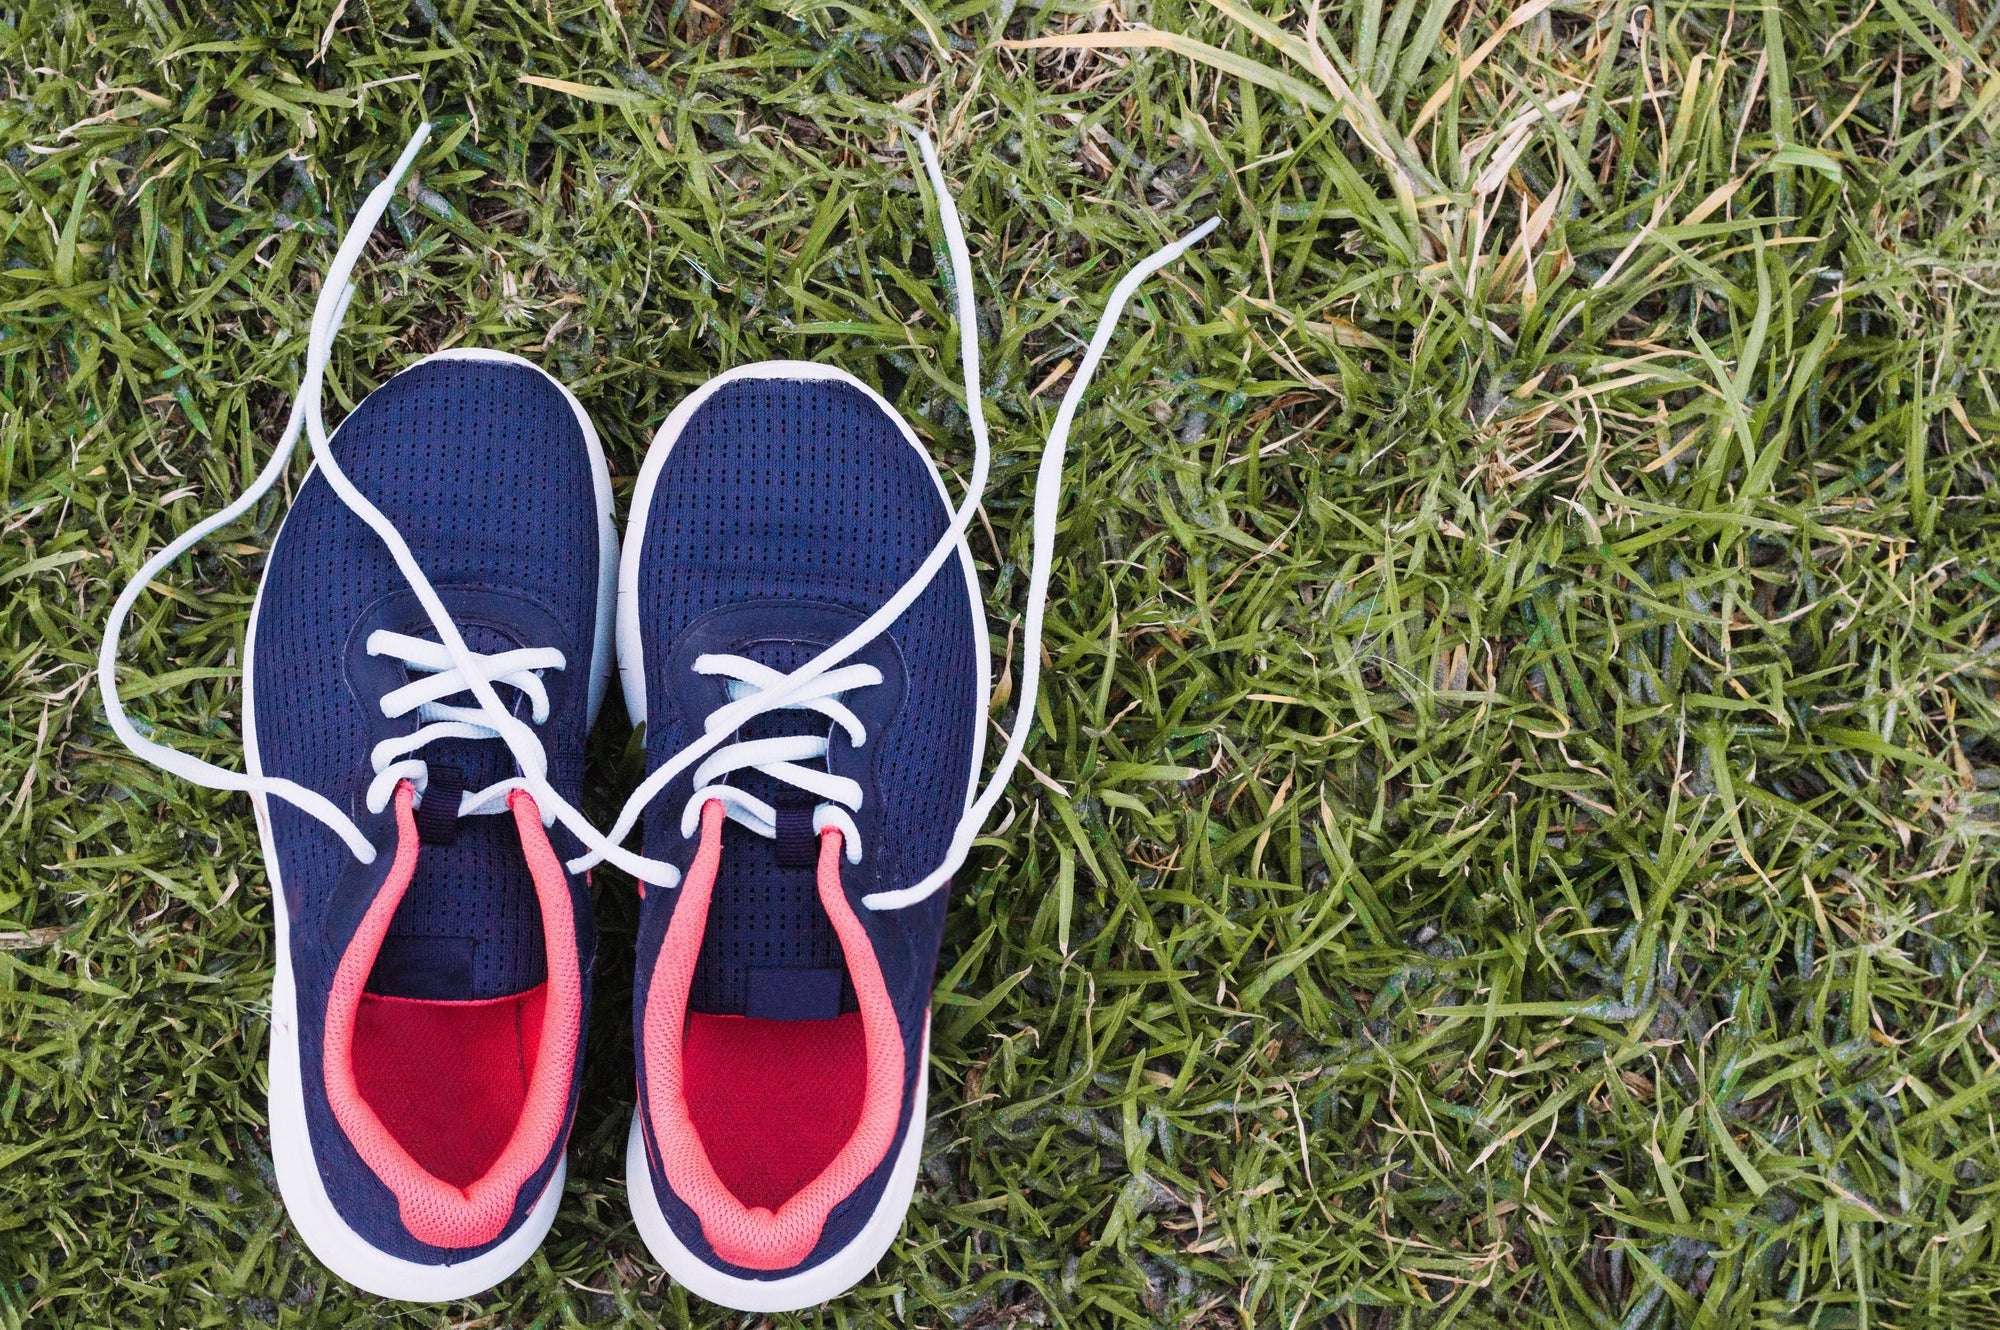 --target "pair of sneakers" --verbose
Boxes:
[99,125,1212,1308]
